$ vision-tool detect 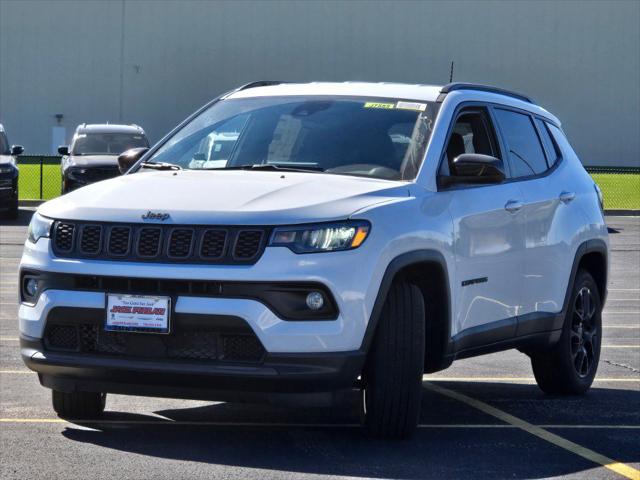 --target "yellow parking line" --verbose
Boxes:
[425,382,640,480]
[0,337,18,341]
